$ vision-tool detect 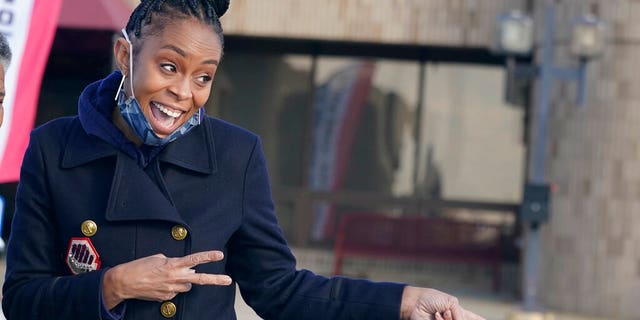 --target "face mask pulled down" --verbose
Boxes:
[115,28,202,146]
